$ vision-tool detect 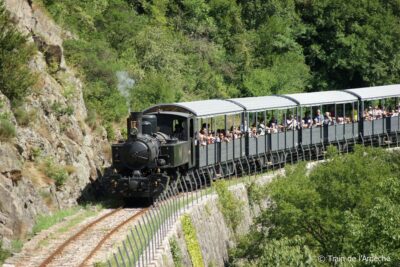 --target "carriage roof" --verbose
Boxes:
[143,99,243,118]
[284,90,358,106]
[228,95,297,112]
[345,84,400,100]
